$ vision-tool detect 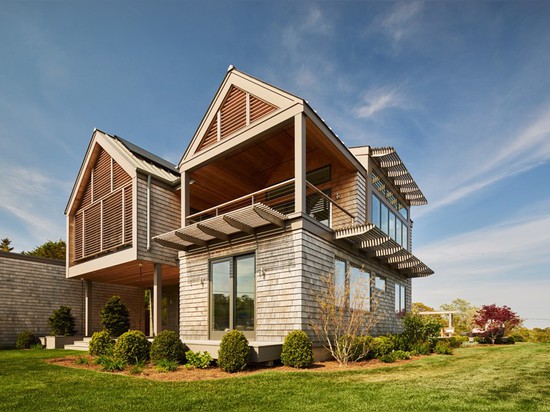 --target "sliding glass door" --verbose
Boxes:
[210,254,255,340]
